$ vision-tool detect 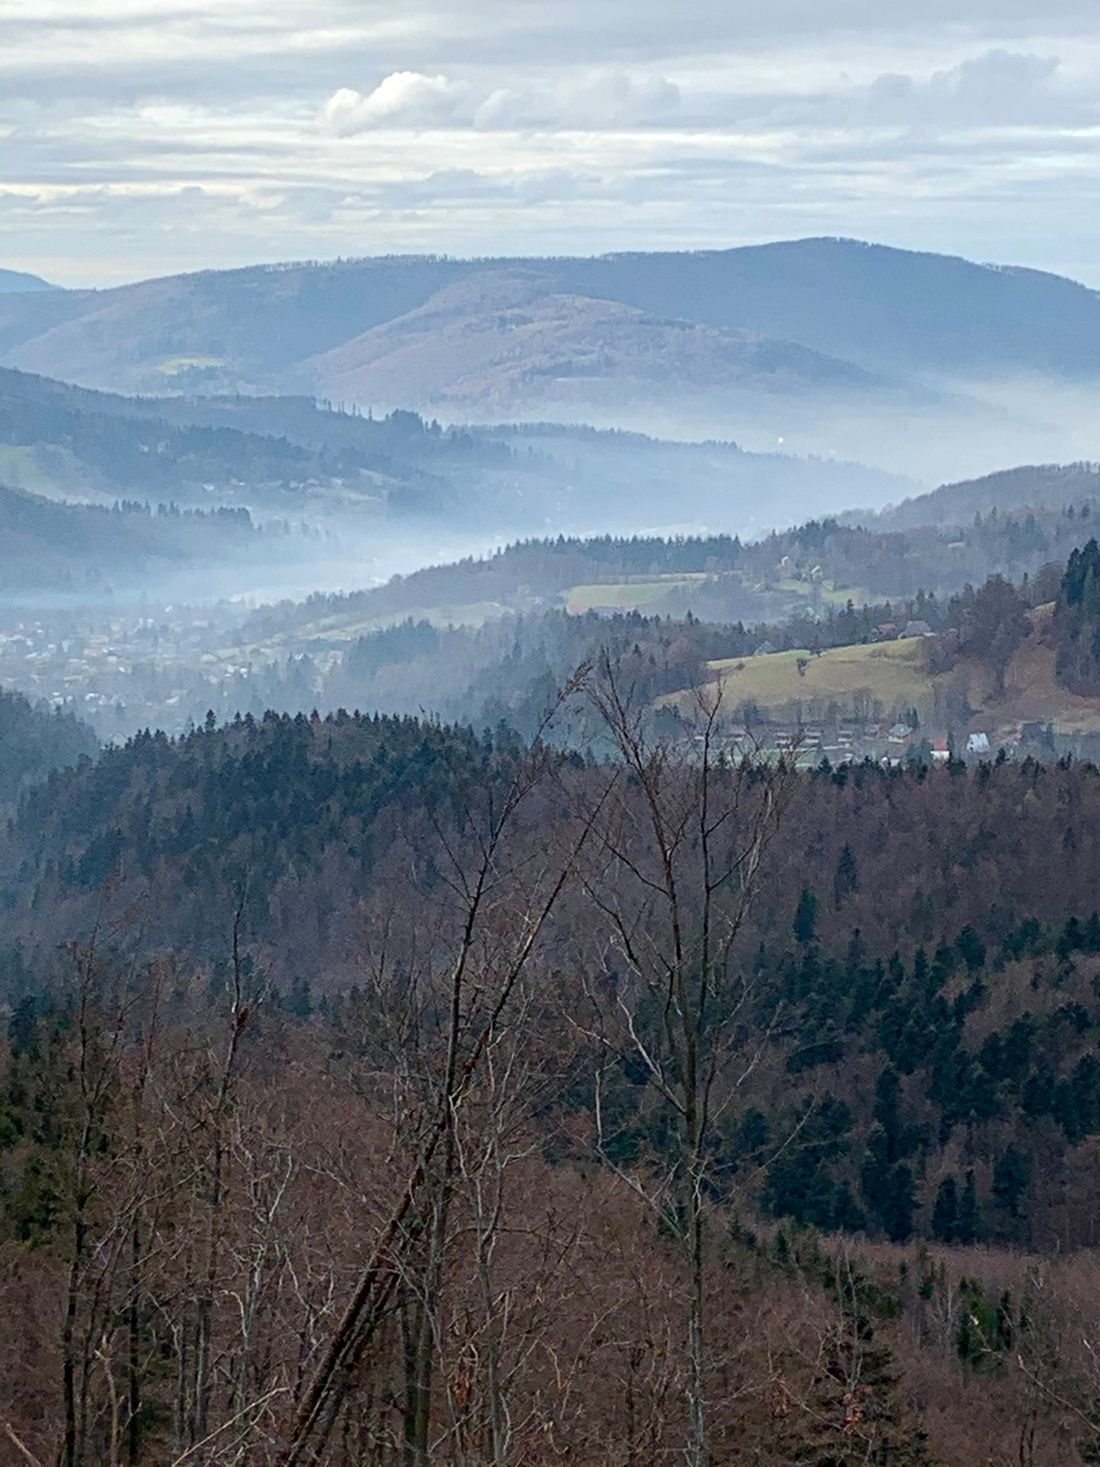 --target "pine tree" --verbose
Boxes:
[794,886,819,943]
[957,1169,981,1244]
[992,1145,1029,1221]
[833,843,860,908]
[931,1176,959,1242]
